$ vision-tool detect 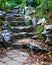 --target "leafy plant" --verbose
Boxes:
[35,25,44,40]
[21,0,26,8]
[0,19,4,25]
[47,52,52,58]
[35,25,44,34]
